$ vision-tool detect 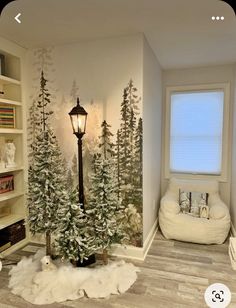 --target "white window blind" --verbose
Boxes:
[170,91,224,174]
